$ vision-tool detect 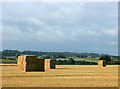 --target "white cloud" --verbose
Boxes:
[102,29,117,36]
[86,30,101,36]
